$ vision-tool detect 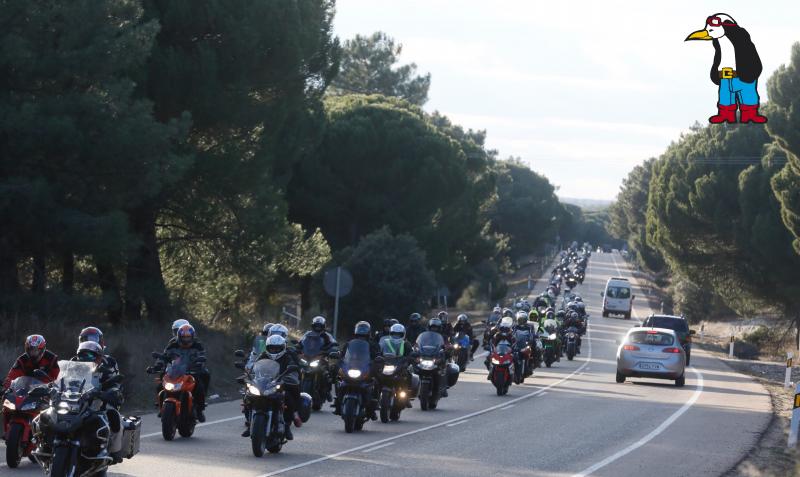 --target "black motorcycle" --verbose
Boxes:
[337,339,373,433]
[33,361,138,477]
[414,332,446,411]
[451,331,471,372]
[564,326,579,361]
[299,334,333,411]
[238,359,298,456]
[512,329,534,384]
[376,338,417,423]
